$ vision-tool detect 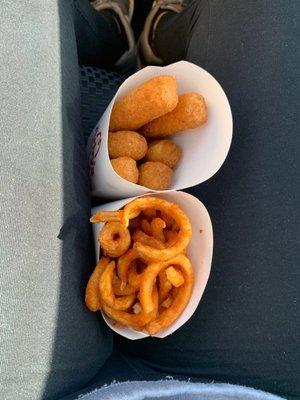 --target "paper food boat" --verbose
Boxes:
[91,191,213,339]
[88,61,232,199]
